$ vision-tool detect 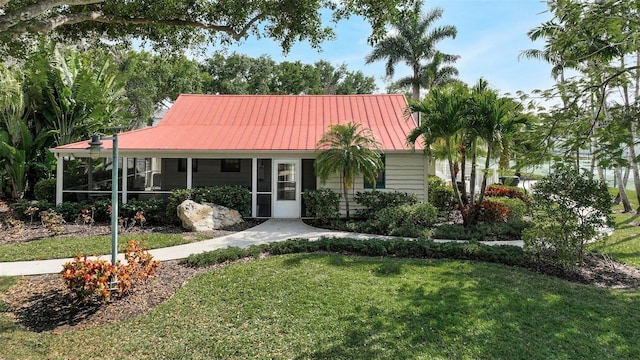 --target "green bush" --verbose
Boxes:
[354,190,418,218]
[92,199,113,223]
[181,245,264,267]
[166,188,195,224]
[181,237,527,269]
[432,219,533,241]
[9,199,54,222]
[34,178,57,203]
[54,202,84,222]
[192,185,251,216]
[523,165,613,269]
[120,199,165,225]
[488,196,528,221]
[303,189,340,221]
[374,203,437,237]
[428,175,455,210]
